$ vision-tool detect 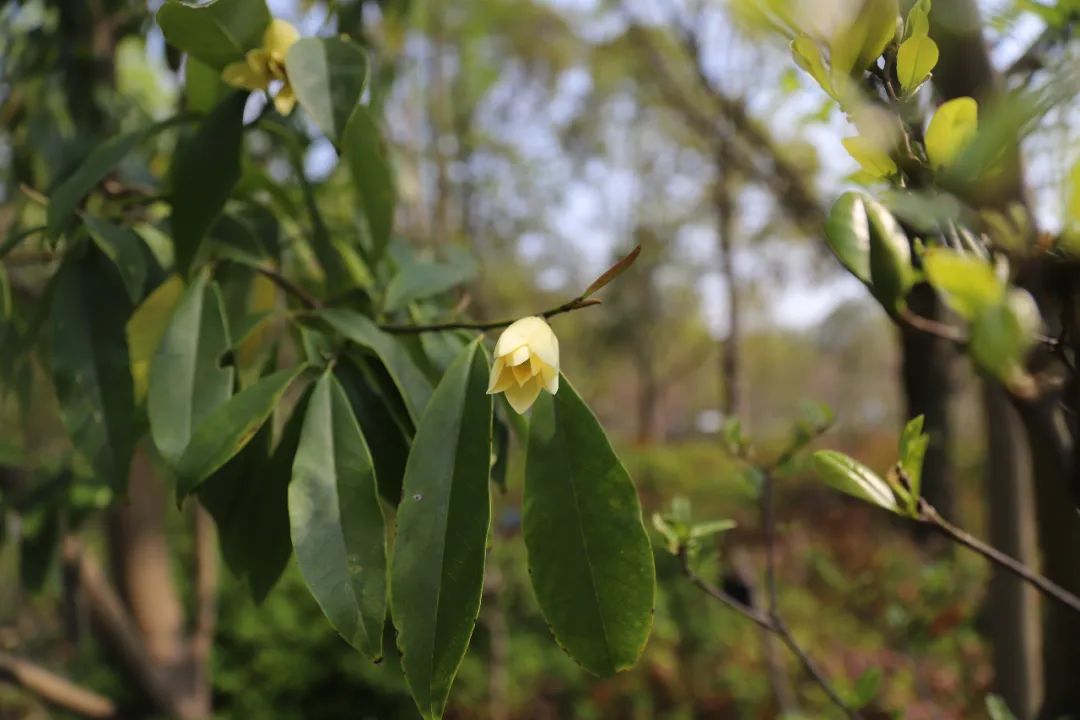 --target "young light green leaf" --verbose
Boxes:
[148,274,234,466]
[923,250,1004,320]
[524,376,655,677]
[582,245,642,299]
[127,276,186,403]
[318,308,433,422]
[904,4,930,39]
[812,450,899,513]
[157,0,271,70]
[970,289,1040,378]
[898,415,929,503]
[828,0,898,78]
[842,137,896,179]
[391,341,492,720]
[897,35,938,94]
[286,37,369,142]
[342,106,395,260]
[175,365,305,497]
[986,694,1020,720]
[926,97,978,169]
[170,92,247,274]
[852,667,882,709]
[865,197,915,311]
[825,192,872,284]
[290,373,387,659]
[791,35,831,95]
[689,519,738,539]
[84,216,149,302]
[51,249,136,491]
